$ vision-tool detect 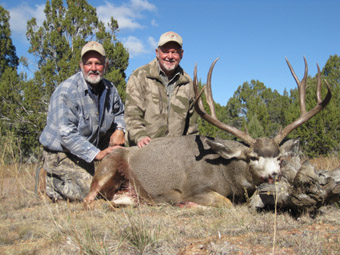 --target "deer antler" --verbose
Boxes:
[273,57,332,145]
[193,58,256,145]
